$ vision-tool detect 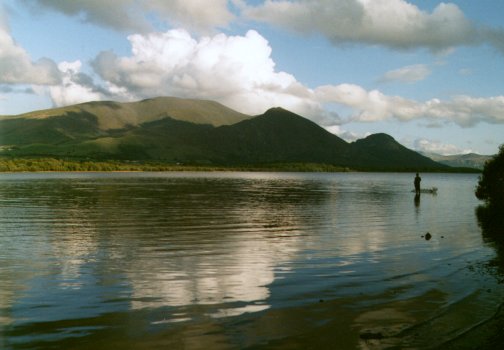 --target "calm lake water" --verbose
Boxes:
[1,172,503,349]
